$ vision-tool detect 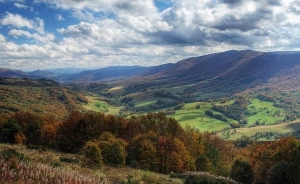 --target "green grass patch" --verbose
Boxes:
[135,100,156,107]
[227,120,300,140]
[83,96,122,115]
[246,98,285,126]
[170,102,235,132]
